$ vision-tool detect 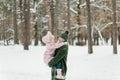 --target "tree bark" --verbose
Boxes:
[2,13,6,45]
[54,0,59,40]
[112,0,117,54]
[13,0,19,44]
[50,0,55,35]
[77,0,81,44]
[67,0,72,44]
[86,0,93,53]
[77,0,81,25]
[34,22,39,46]
[23,0,30,50]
